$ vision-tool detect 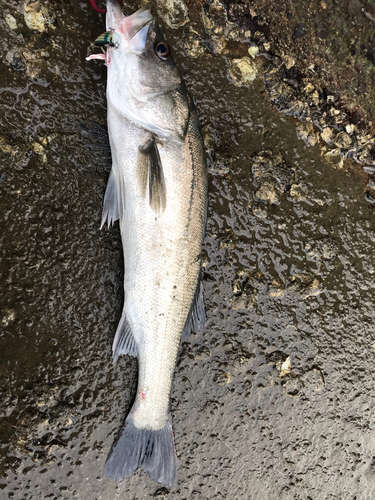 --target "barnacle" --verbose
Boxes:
[296,122,318,147]
[263,61,310,121]
[263,56,375,168]
[251,149,294,204]
[333,131,352,149]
